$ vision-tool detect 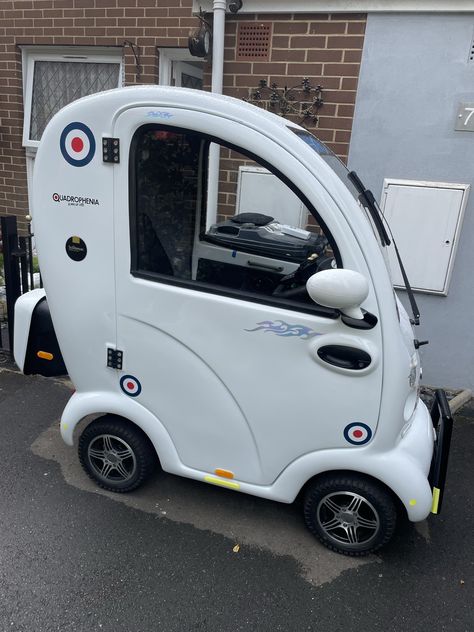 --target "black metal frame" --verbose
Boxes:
[0,215,37,352]
[429,389,454,515]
